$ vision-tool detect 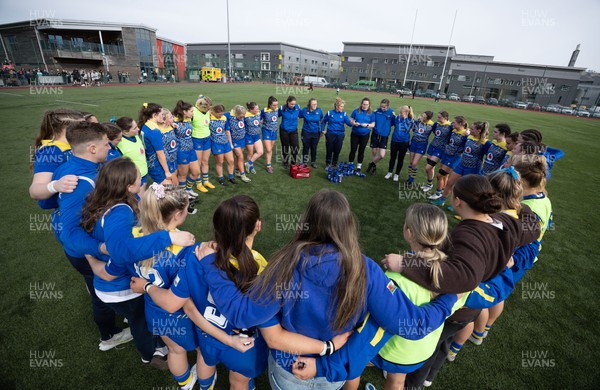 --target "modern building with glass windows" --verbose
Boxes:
[0,19,183,81]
